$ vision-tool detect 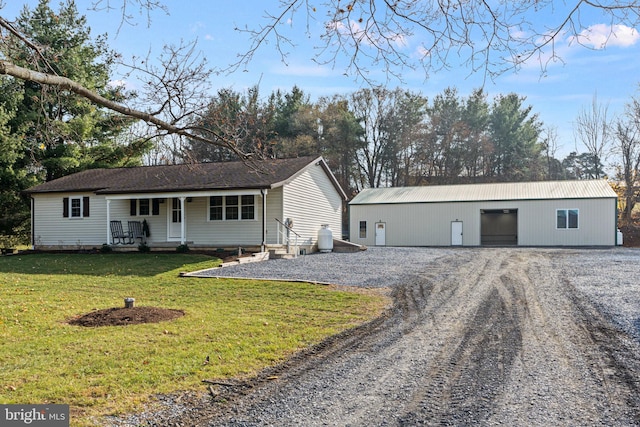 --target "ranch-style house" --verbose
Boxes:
[25,156,347,253]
